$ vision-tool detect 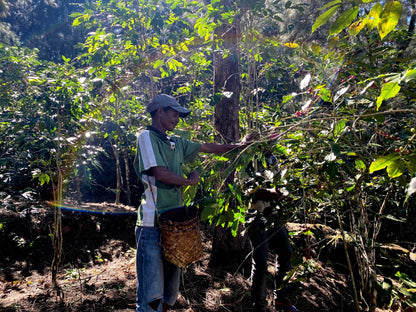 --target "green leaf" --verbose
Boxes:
[378,1,402,40]
[69,12,83,18]
[382,214,406,222]
[349,19,367,36]
[319,0,341,11]
[274,144,288,155]
[369,153,401,173]
[38,173,50,186]
[386,159,406,178]
[329,6,359,36]
[230,218,240,237]
[333,119,346,137]
[366,3,382,30]
[355,159,366,172]
[312,5,340,34]
[153,59,164,69]
[201,204,217,221]
[183,184,197,204]
[302,230,313,236]
[213,155,229,161]
[318,87,332,102]
[403,69,416,83]
[282,93,297,104]
[376,82,401,110]
[72,17,81,26]
[405,154,416,174]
